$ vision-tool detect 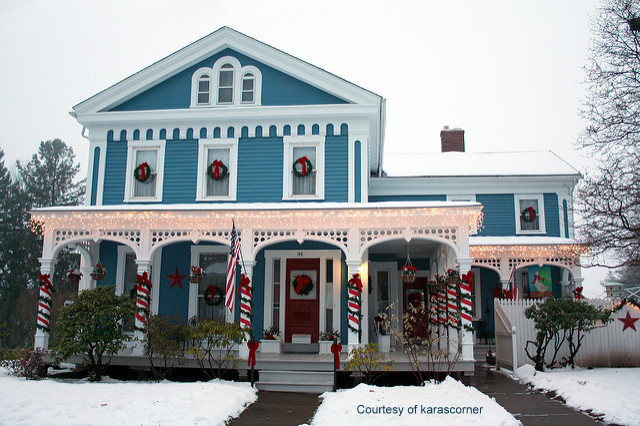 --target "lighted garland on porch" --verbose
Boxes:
[292,274,314,296]
[36,273,53,333]
[207,159,228,181]
[292,156,313,177]
[446,271,461,331]
[347,273,363,337]
[134,272,152,331]
[134,162,152,183]
[239,273,253,328]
